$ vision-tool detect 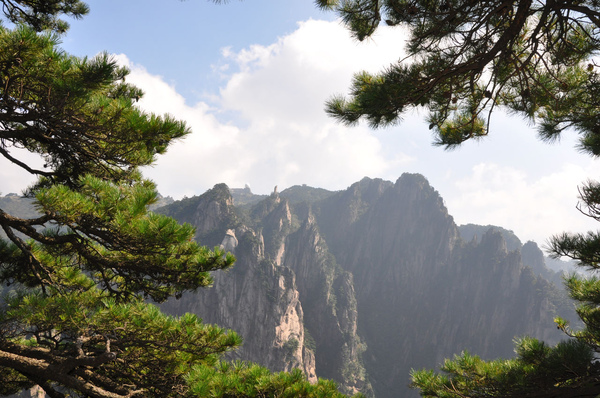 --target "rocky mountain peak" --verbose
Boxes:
[521,241,546,271]
[353,177,393,203]
[394,171,430,187]
[391,173,448,216]
[479,228,509,257]
[158,174,573,398]
[188,184,239,246]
